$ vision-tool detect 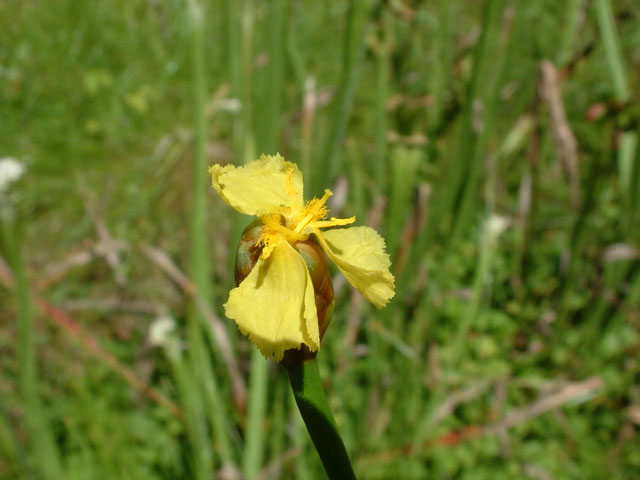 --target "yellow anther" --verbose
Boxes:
[311,216,356,229]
